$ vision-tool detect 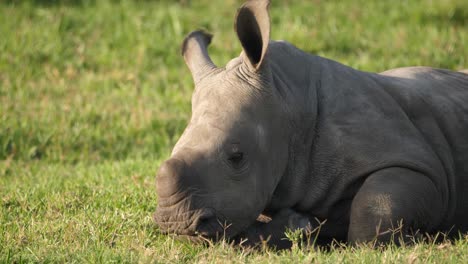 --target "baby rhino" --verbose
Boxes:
[154,0,468,248]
